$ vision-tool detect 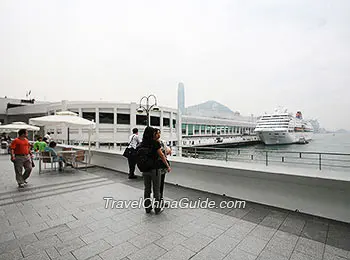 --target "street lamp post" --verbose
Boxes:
[136,95,160,127]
